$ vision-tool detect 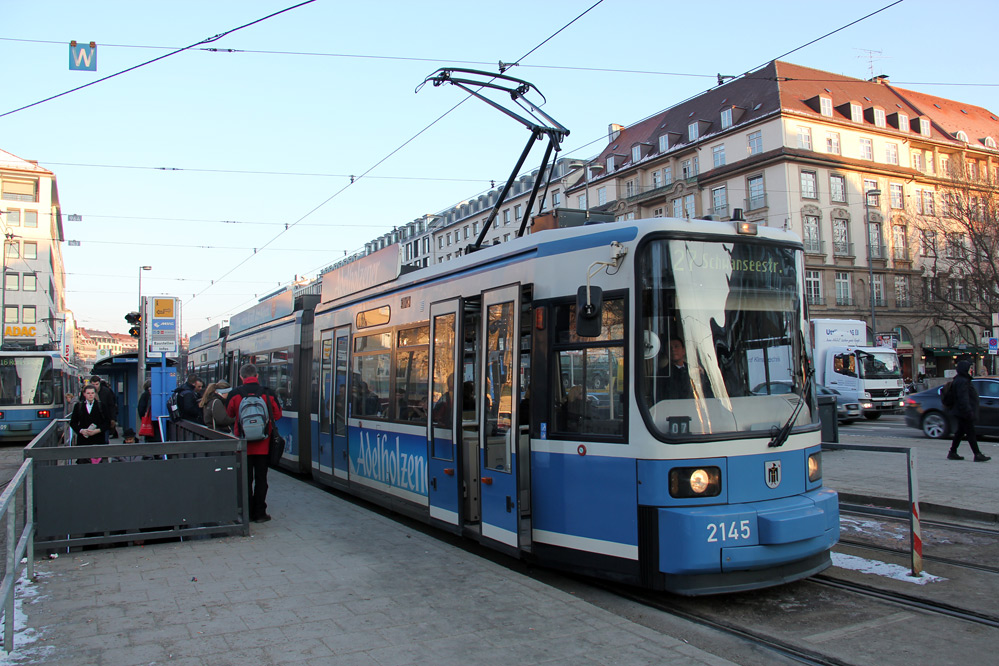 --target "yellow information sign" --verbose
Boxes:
[154,298,175,318]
